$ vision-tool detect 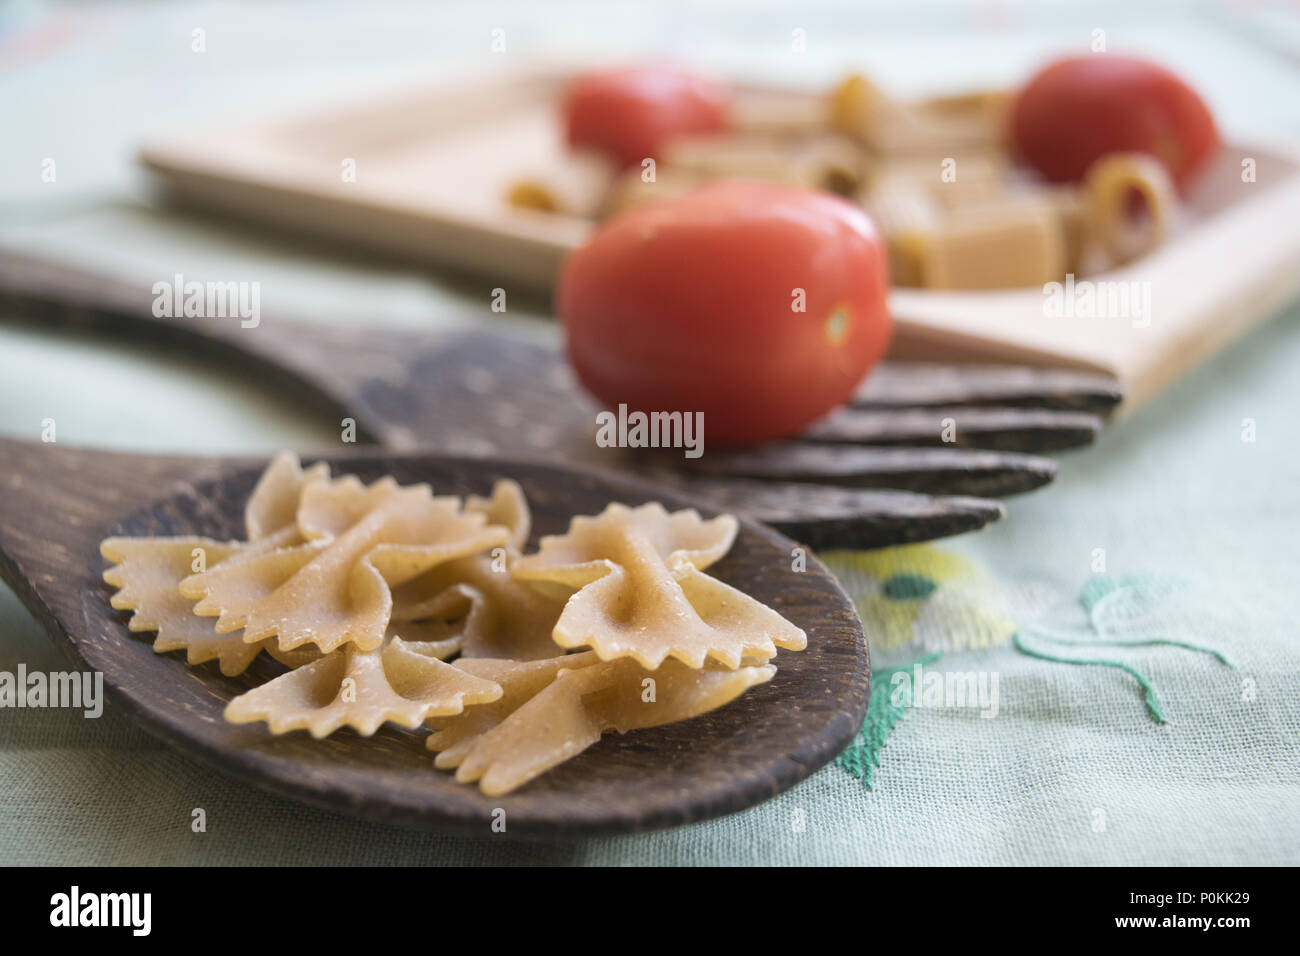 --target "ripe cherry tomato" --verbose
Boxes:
[1009,55,1219,193]
[563,67,730,169]
[558,181,892,446]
